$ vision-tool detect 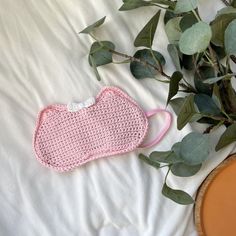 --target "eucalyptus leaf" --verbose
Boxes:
[232,0,236,7]
[167,71,183,105]
[138,153,161,168]
[212,84,224,111]
[180,13,198,32]
[171,163,202,177]
[171,142,182,157]
[215,124,236,151]
[164,9,178,25]
[216,6,236,17]
[169,97,185,115]
[174,0,198,14]
[203,75,227,84]
[211,13,236,46]
[165,17,182,44]
[182,54,194,70]
[224,19,236,55]
[80,16,106,34]
[149,151,182,164]
[134,10,161,48]
[211,44,226,60]
[130,49,165,79]
[194,94,221,116]
[119,0,152,11]
[179,22,212,55]
[177,95,197,130]
[194,66,214,95]
[89,41,115,67]
[162,183,194,205]
[167,44,181,71]
[180,132,210,165]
